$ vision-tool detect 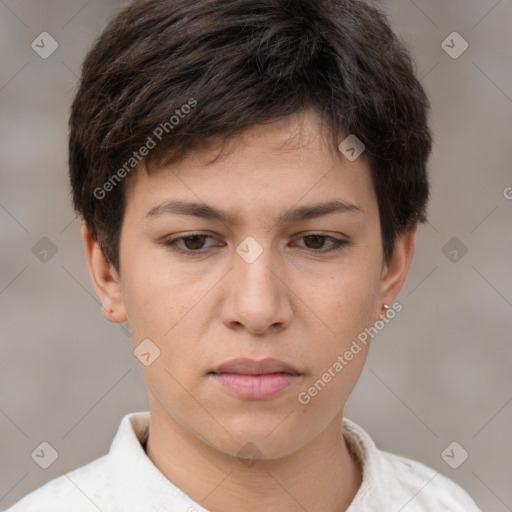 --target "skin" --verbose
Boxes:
[82,109,416,512]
